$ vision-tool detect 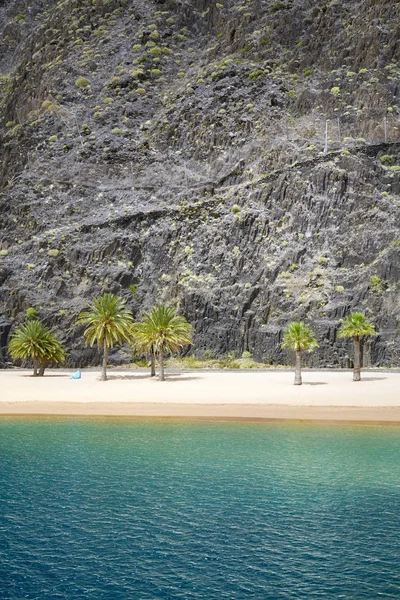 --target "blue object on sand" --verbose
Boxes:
[70,369,82,380]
